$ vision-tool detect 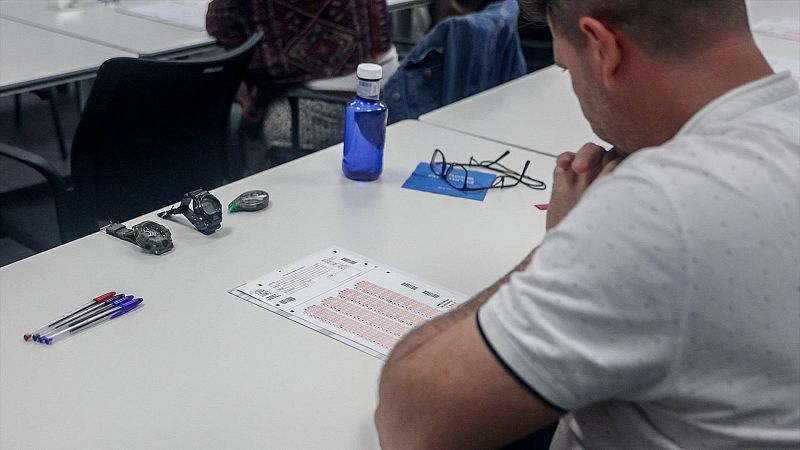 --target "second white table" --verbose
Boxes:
[0,17,135,96]
[419,66,603,156]
[0,0,215,58]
